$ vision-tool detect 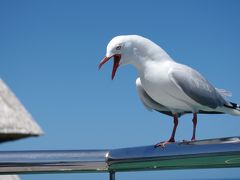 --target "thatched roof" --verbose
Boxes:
[0,79,43,143]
